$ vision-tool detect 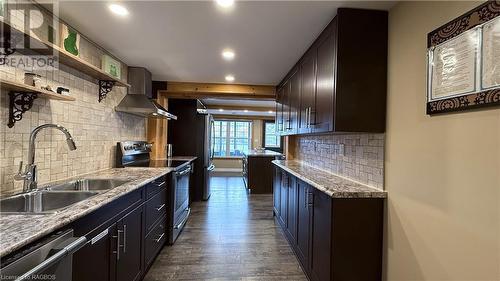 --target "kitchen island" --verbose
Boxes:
[242,149,283,193]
